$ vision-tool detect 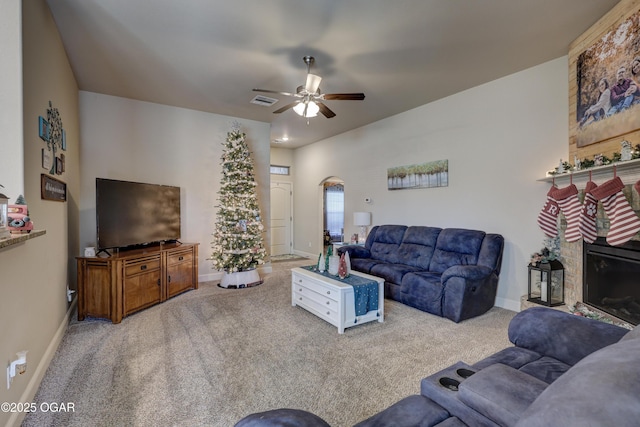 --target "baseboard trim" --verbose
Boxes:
[6,298,77,427]
[495,296,521,312]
